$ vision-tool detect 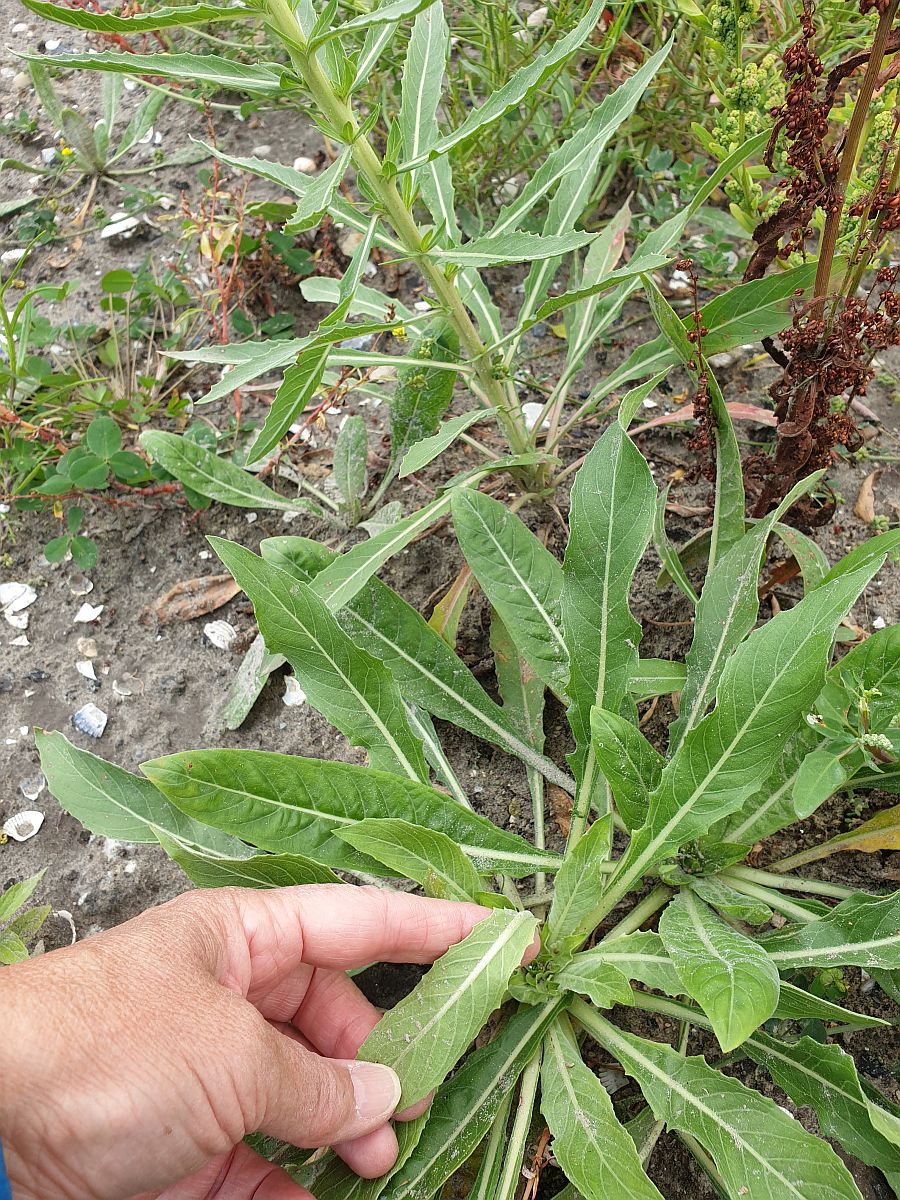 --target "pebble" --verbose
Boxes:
[338,230,365,257]
[526,5,548,25]
[252,143,273,157]
[11,72,29,92]
[41,147,57,164]
[293,155,317,173]
[11,21,29,32]
[159,673,187,696]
